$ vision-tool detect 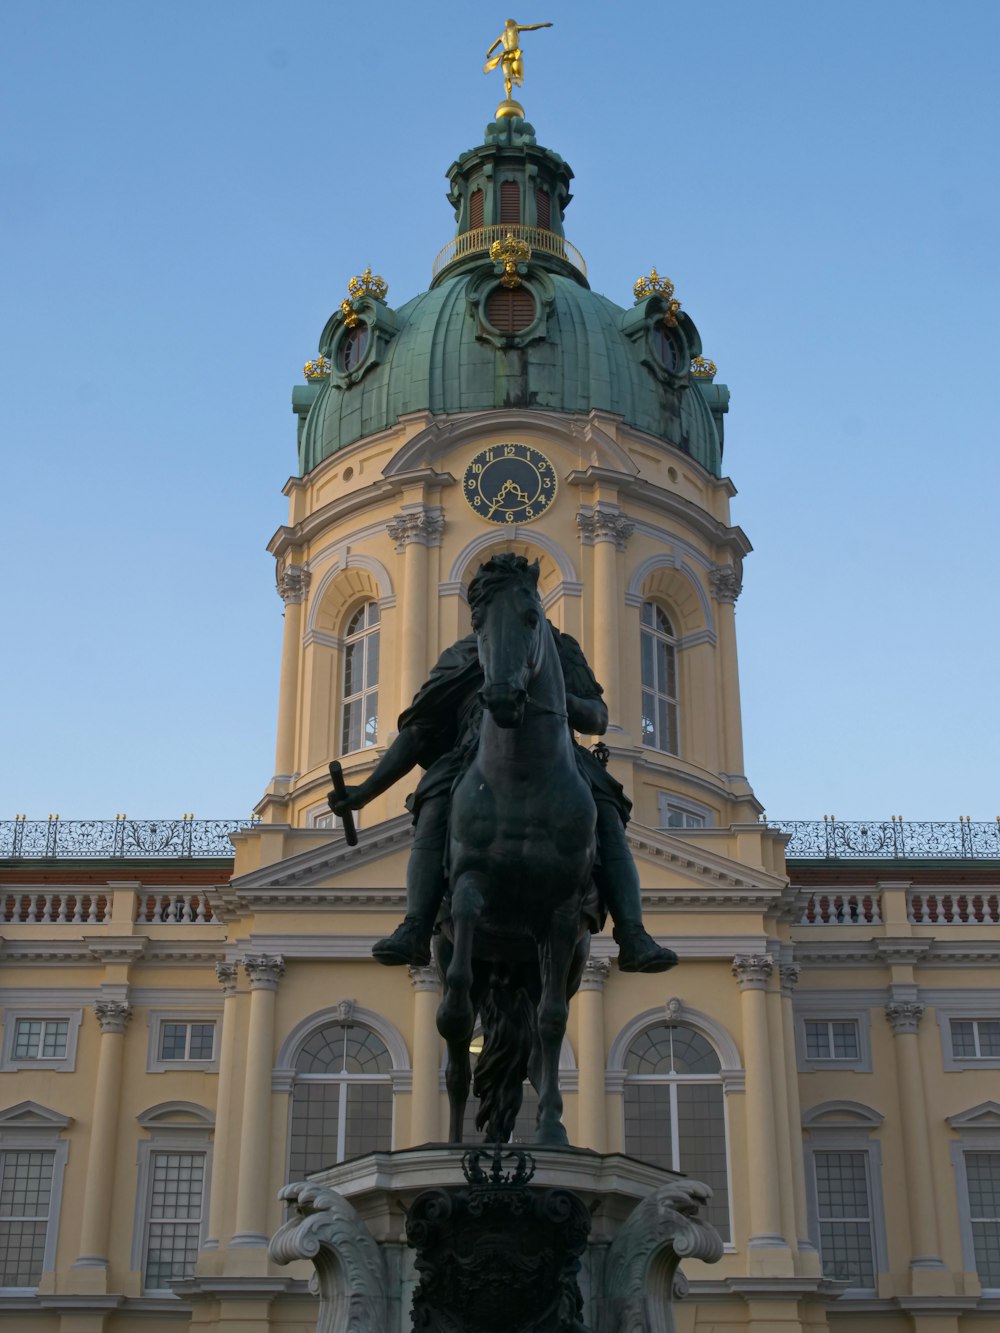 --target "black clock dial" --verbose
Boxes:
[462,444,557,525]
